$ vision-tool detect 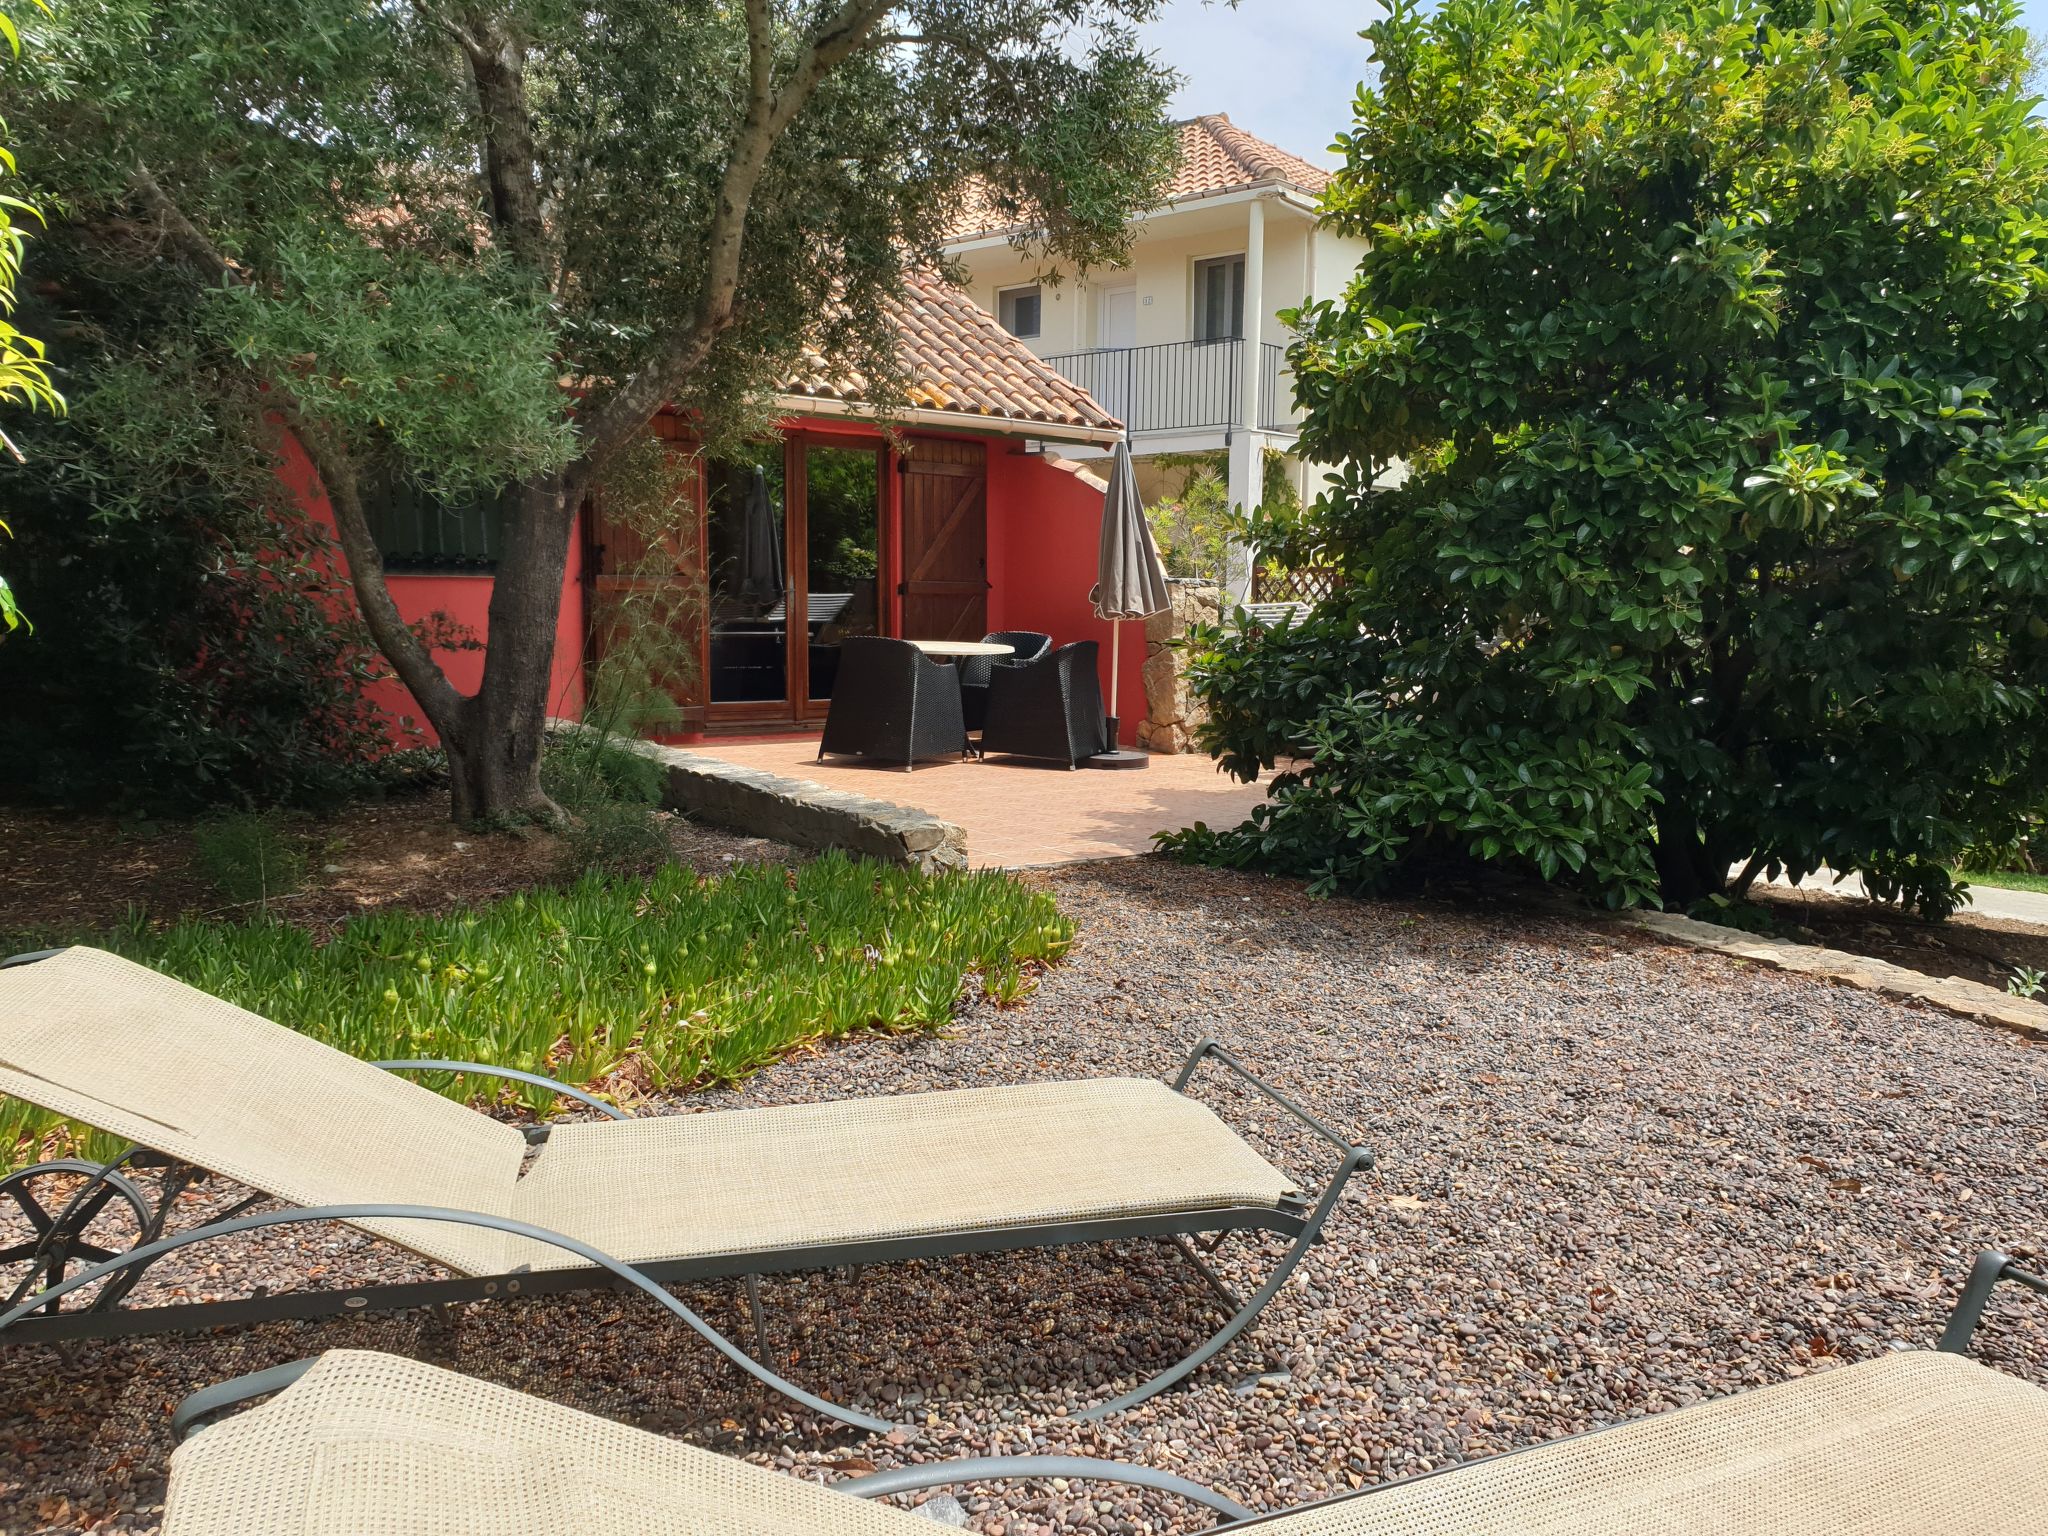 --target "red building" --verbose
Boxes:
[284,274,1140,745]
